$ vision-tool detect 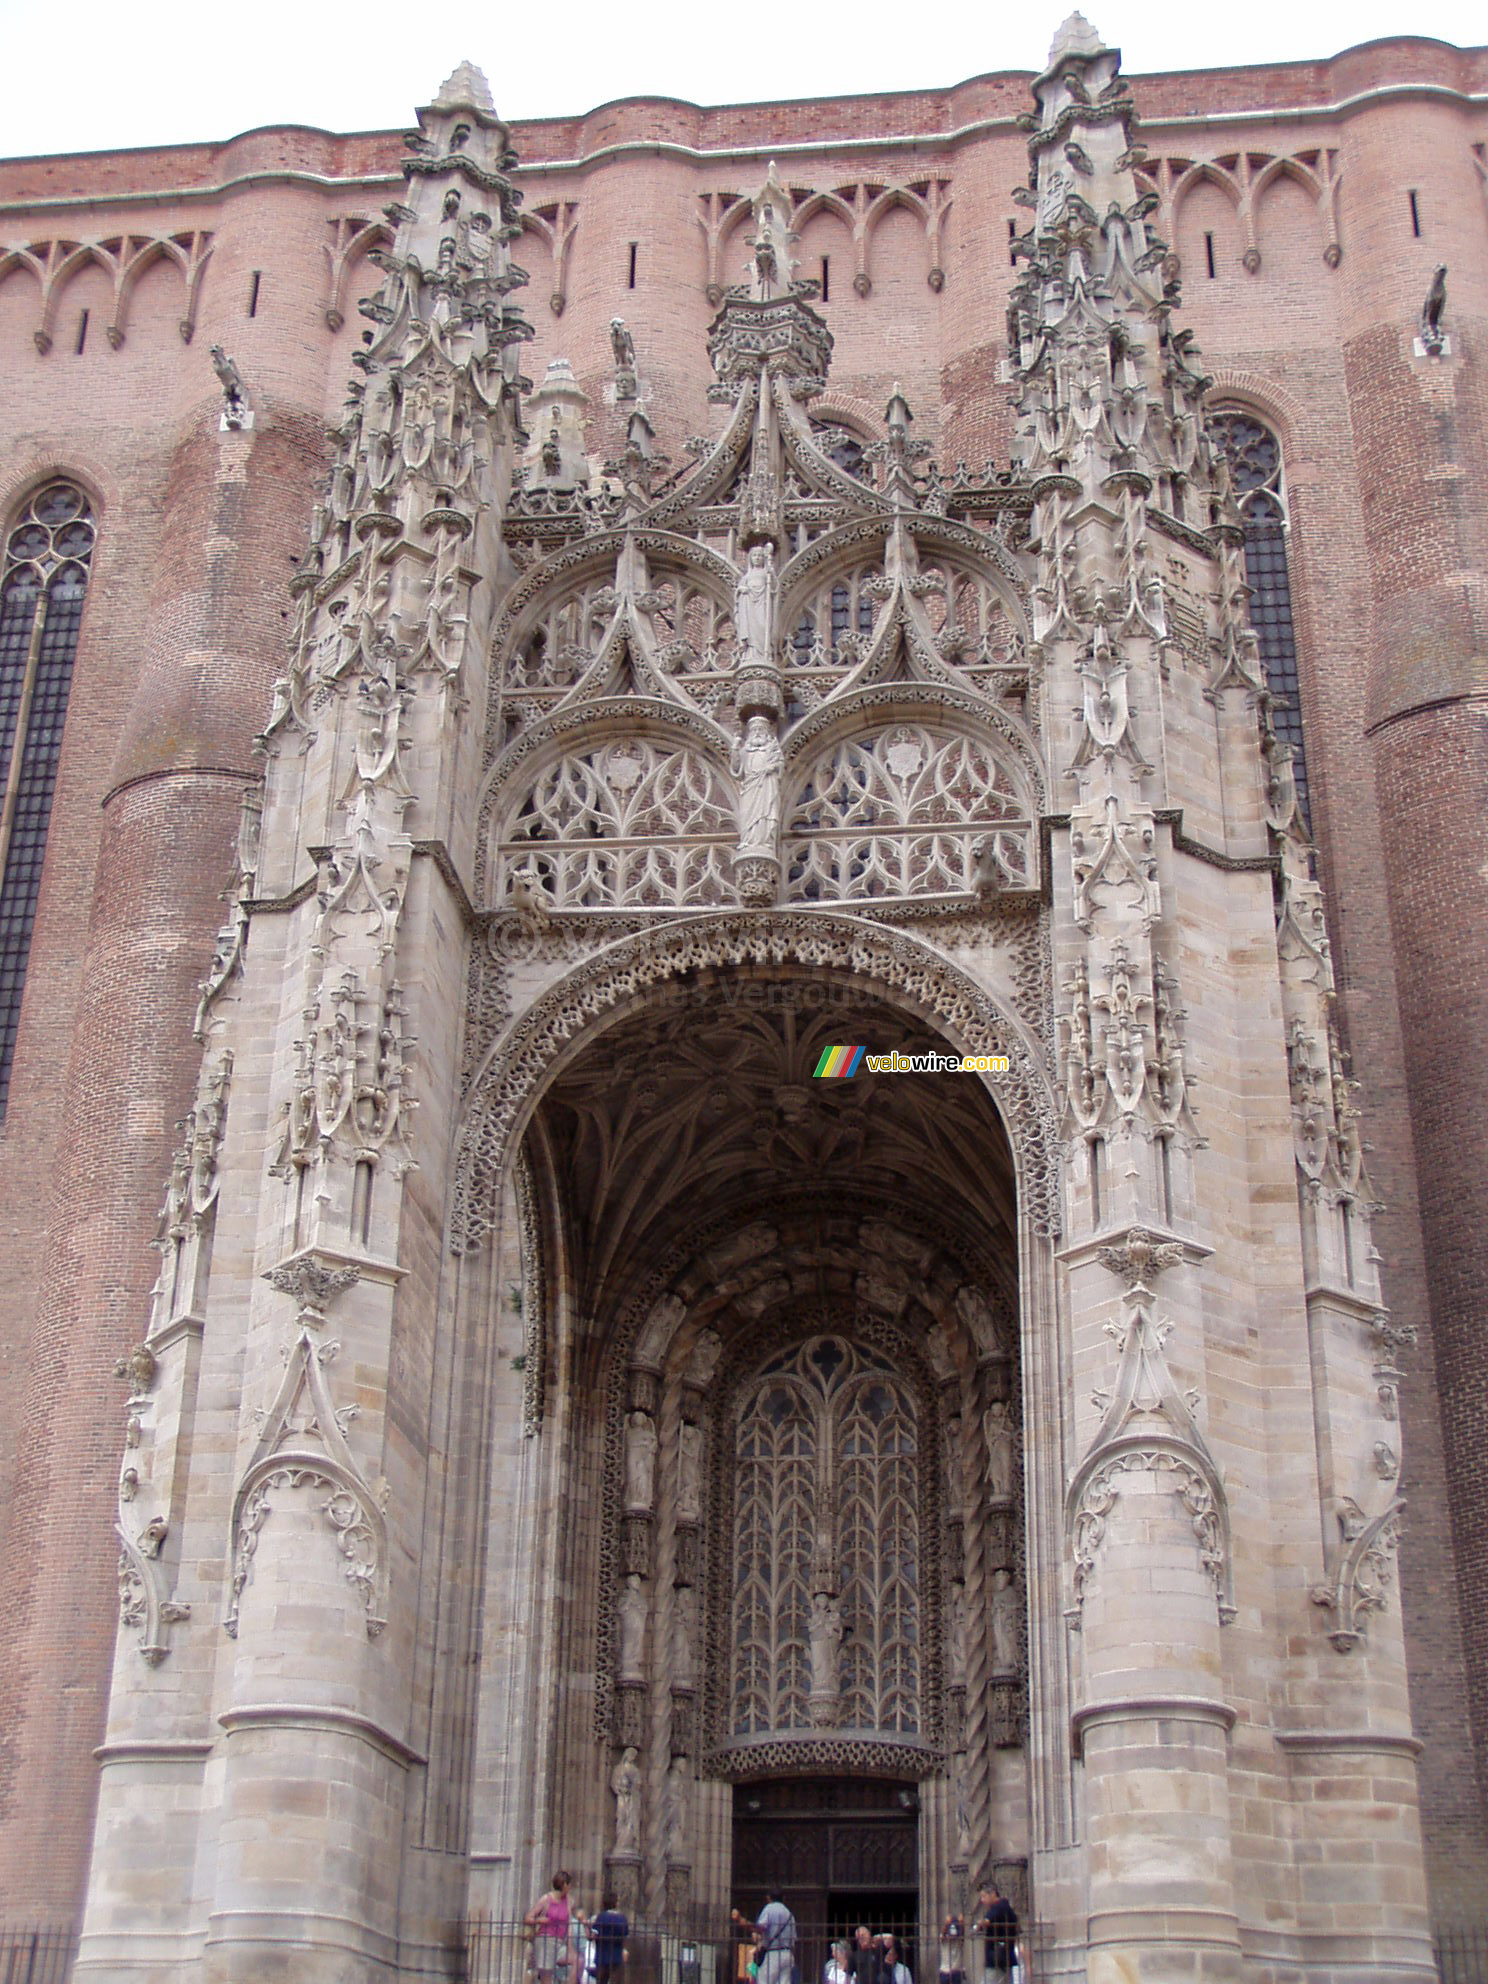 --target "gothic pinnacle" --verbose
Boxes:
[1047,11,1106,64]
[432,59,498,120]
